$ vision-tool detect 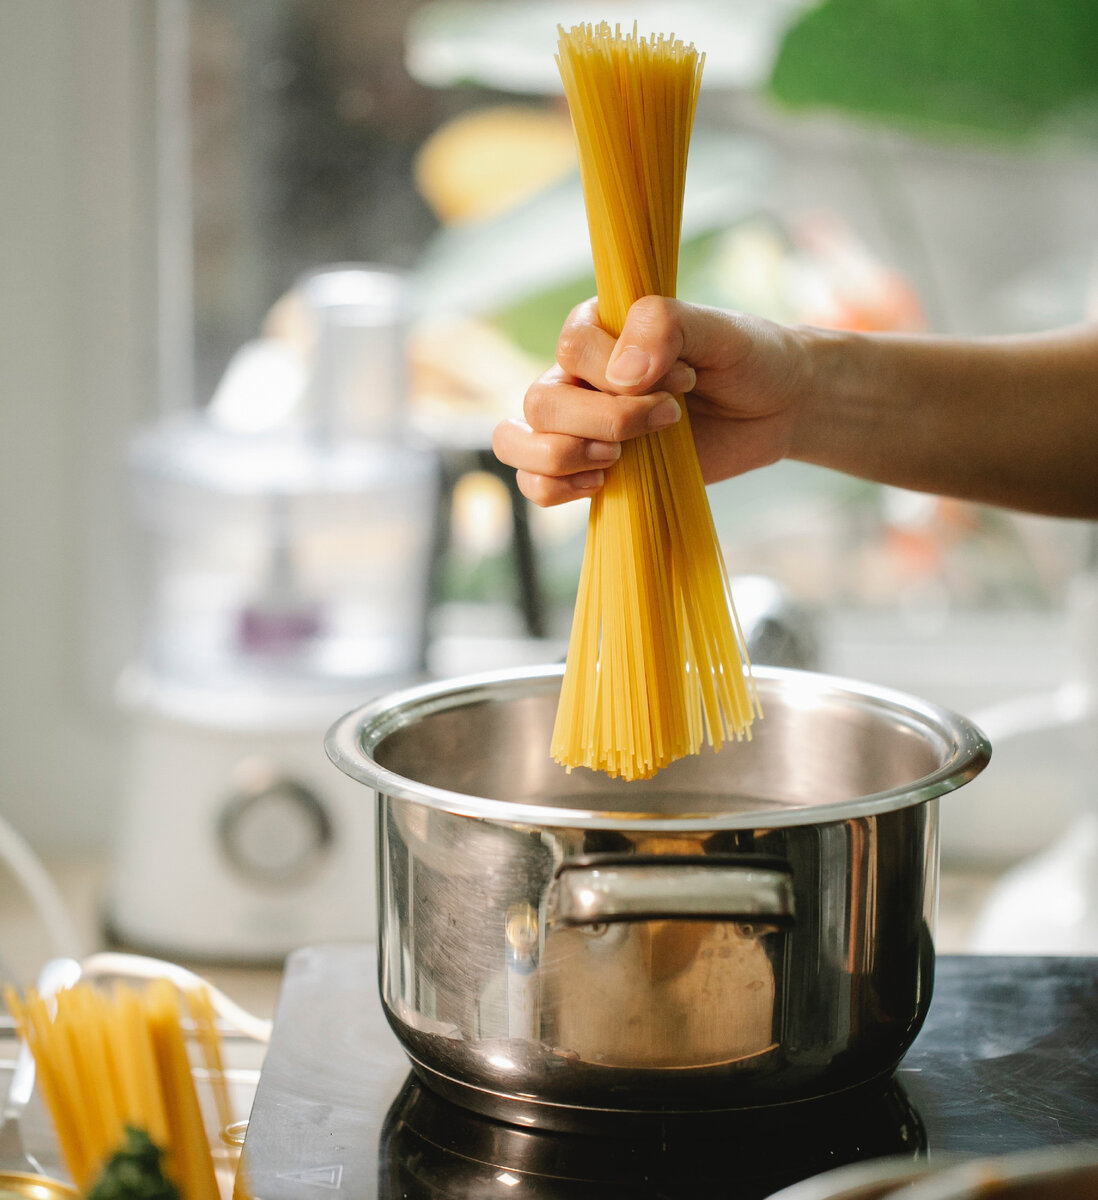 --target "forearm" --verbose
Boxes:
[790,324,1098,517]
